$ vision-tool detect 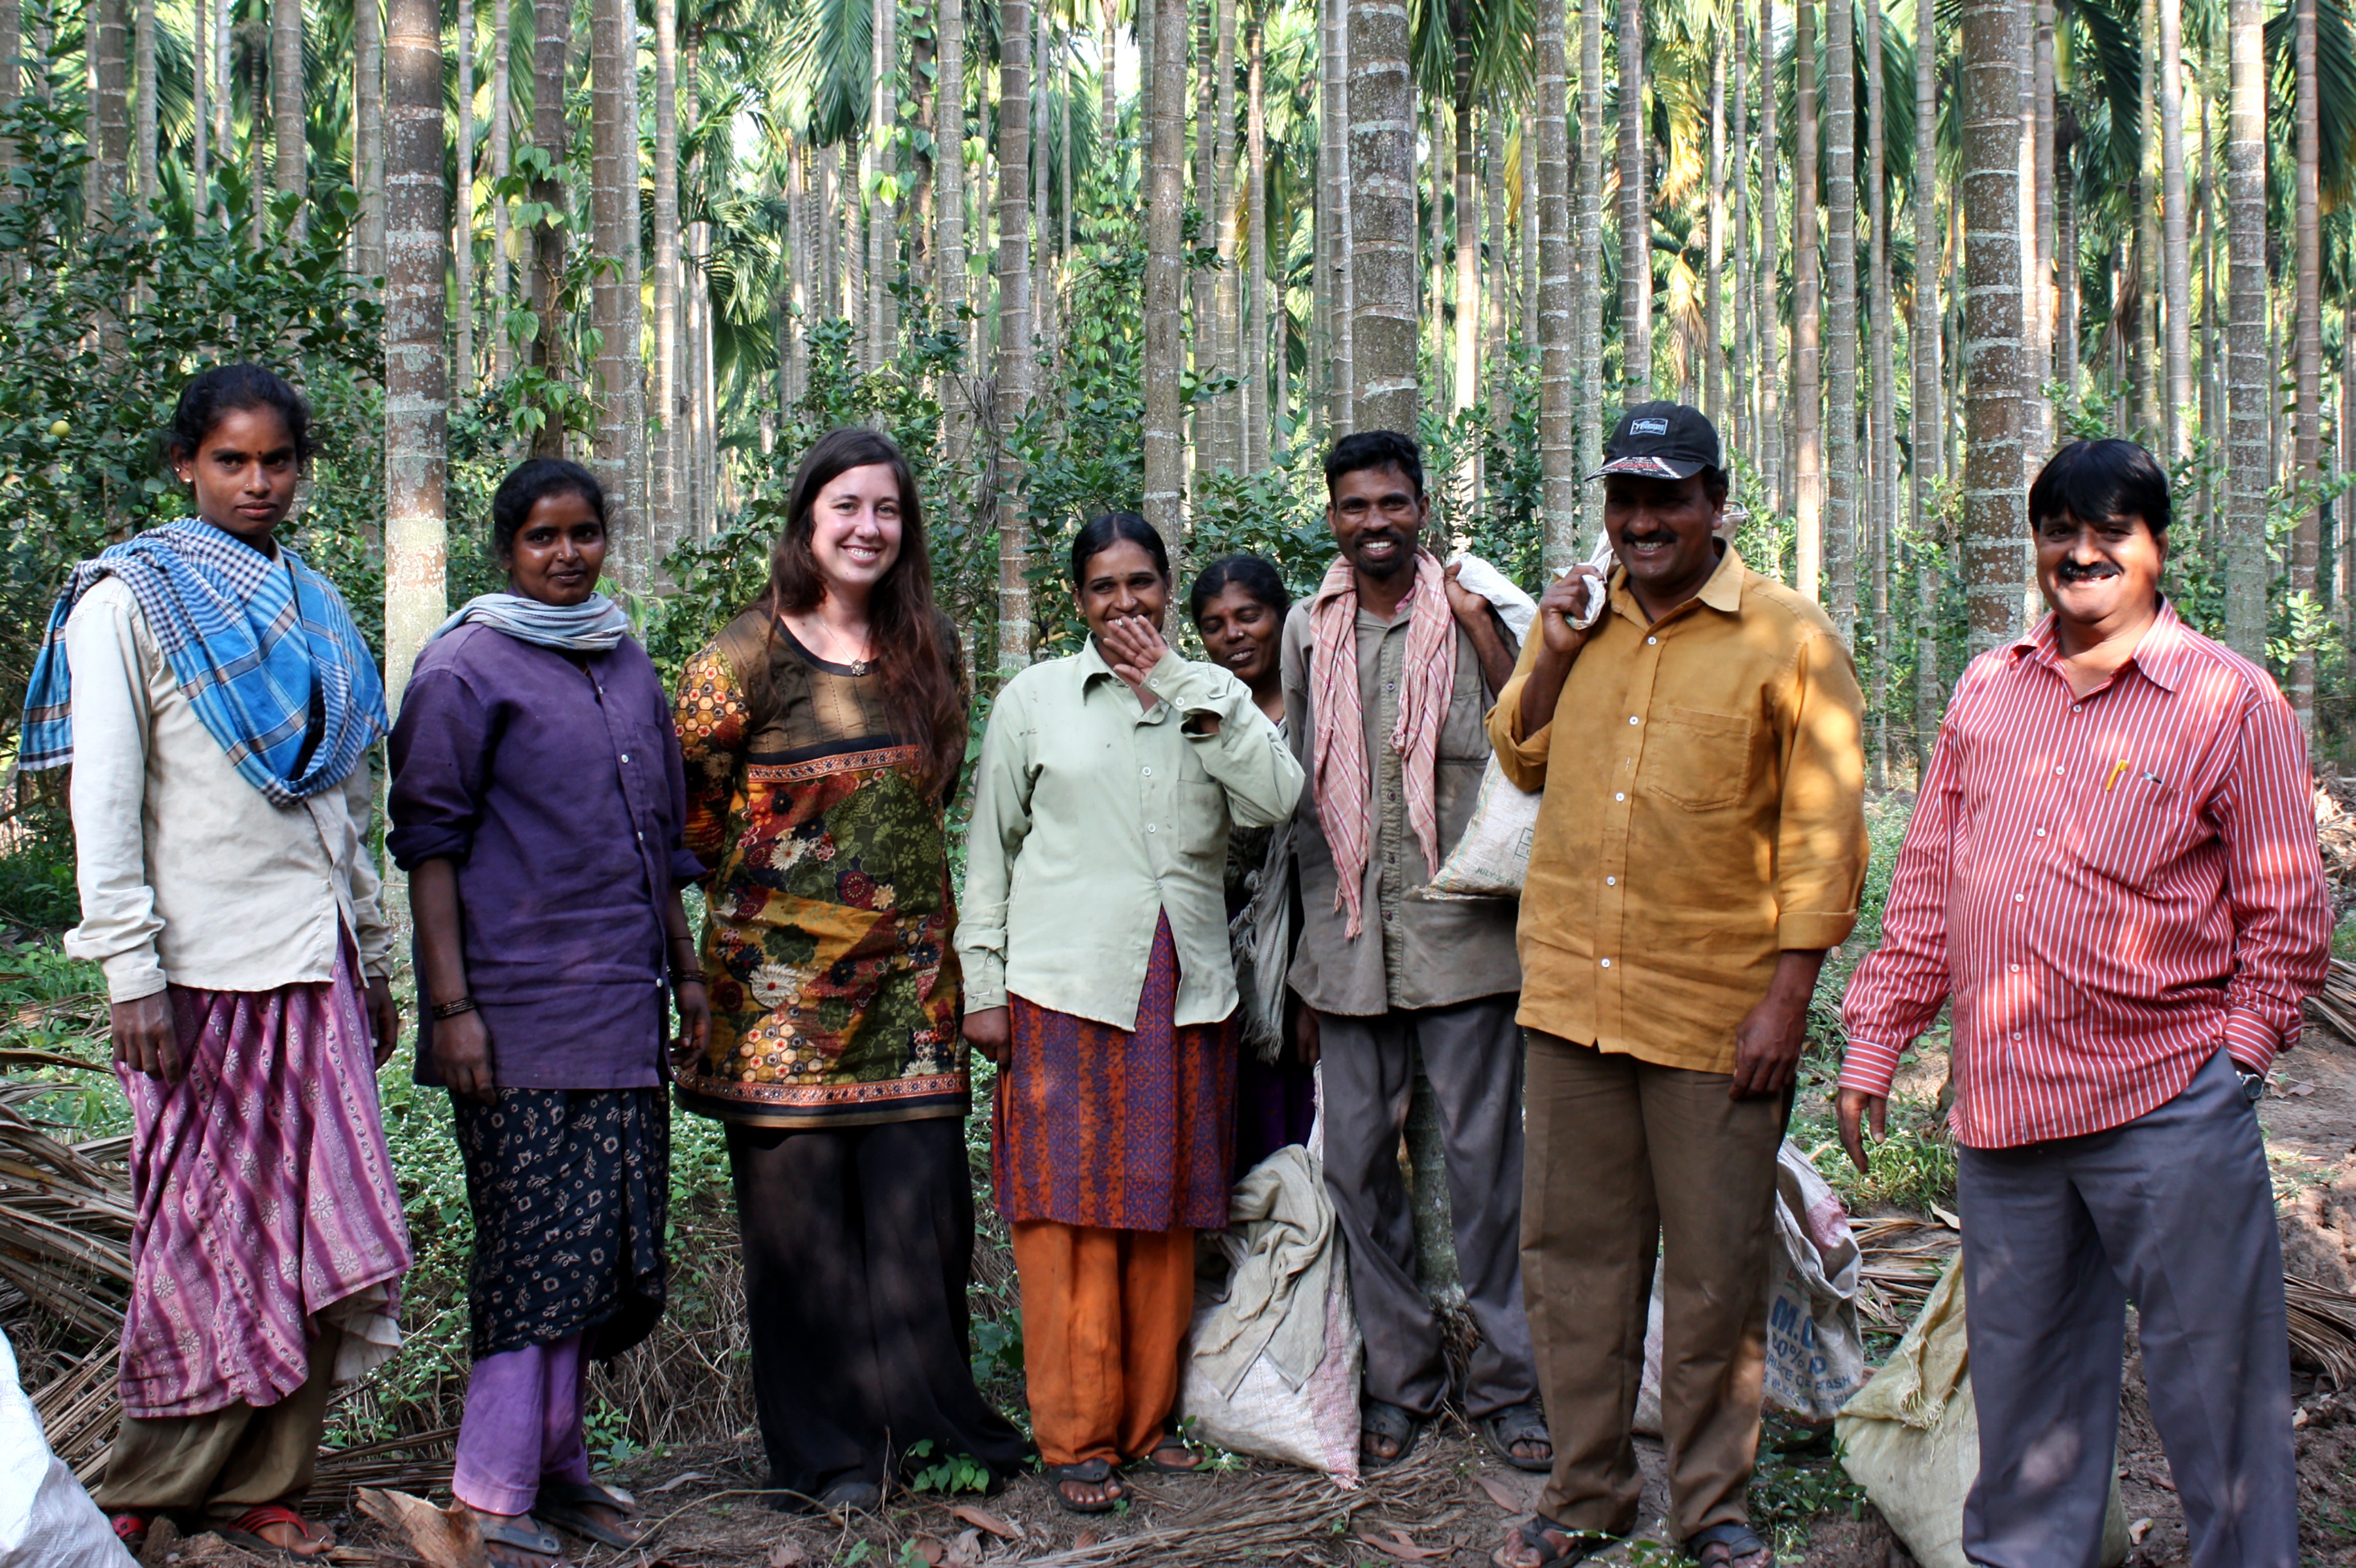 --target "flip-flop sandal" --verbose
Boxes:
[1687,1521,1776,1568]
[535,1480,643,1546]
[1044,1458,1126,1515]
[1478,1400,1554,1474]
[1137,1442,1209,1476]
[474,1513,567,1568]
[1359,1399,1425,1469]
[213,1504,336,1559]
[1489,1514,1612,1568]
[111,1514,152,1556]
